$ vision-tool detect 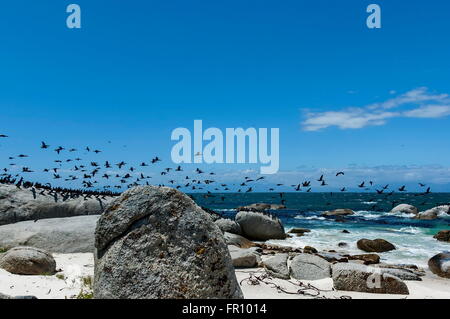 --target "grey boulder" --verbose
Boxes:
[228,246,260,268]
[0,246,56,275]
[94,186,243,299]
[215,218,242,236]
[434,230,450,242]
[235,211,286,241]
[332,263,409,295]
[0,184,113,226]
[263,253,290,279]
[0,215,98,253]
[289,254,331,280]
